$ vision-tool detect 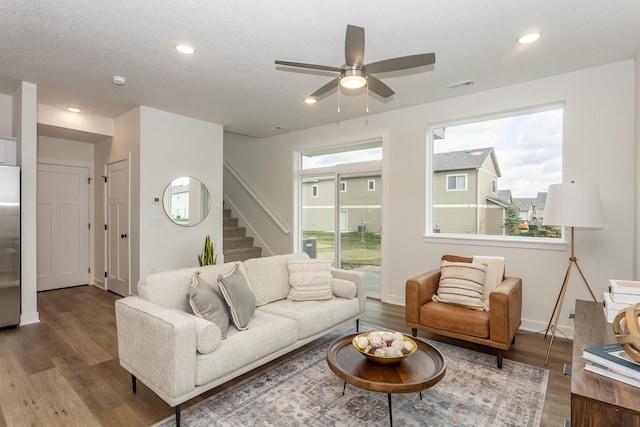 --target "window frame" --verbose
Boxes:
[445,173,467,191]
[425,103,567,250]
